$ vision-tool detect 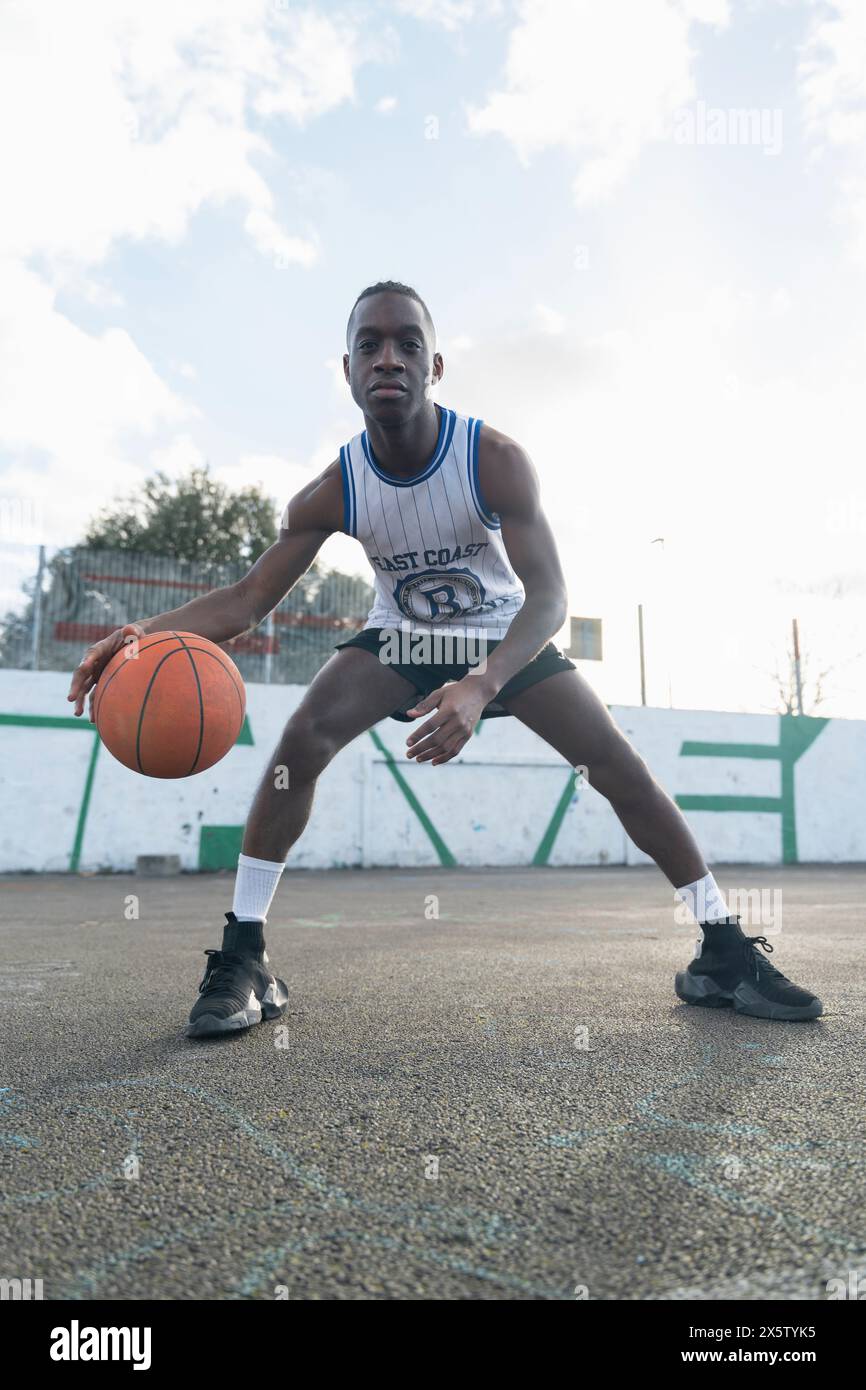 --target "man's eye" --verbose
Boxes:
[403,342,421,350]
